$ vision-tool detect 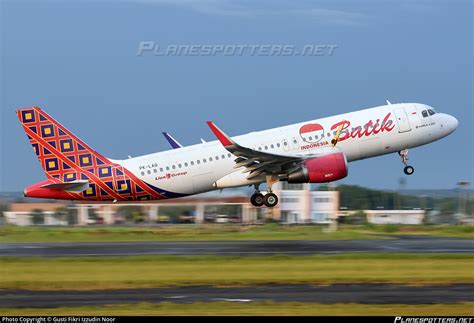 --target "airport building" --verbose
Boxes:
[3,183,338,225]
[364,210,425,225]
[3,203,69,226]
[2,184,426,226]
[273,183,339,224]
